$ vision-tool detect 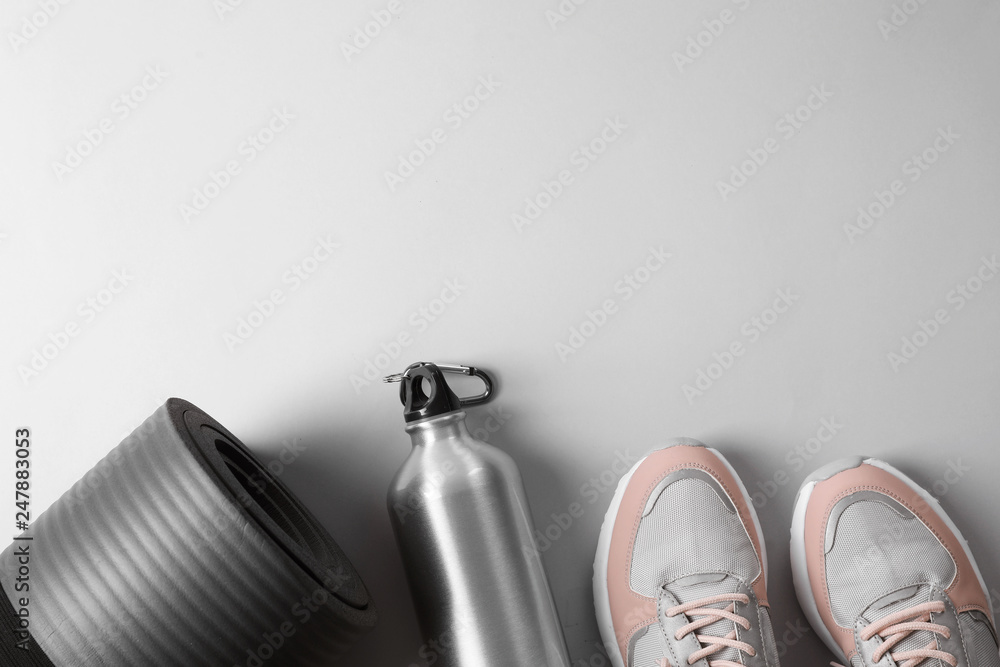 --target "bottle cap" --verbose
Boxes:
[384,362,495,422]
